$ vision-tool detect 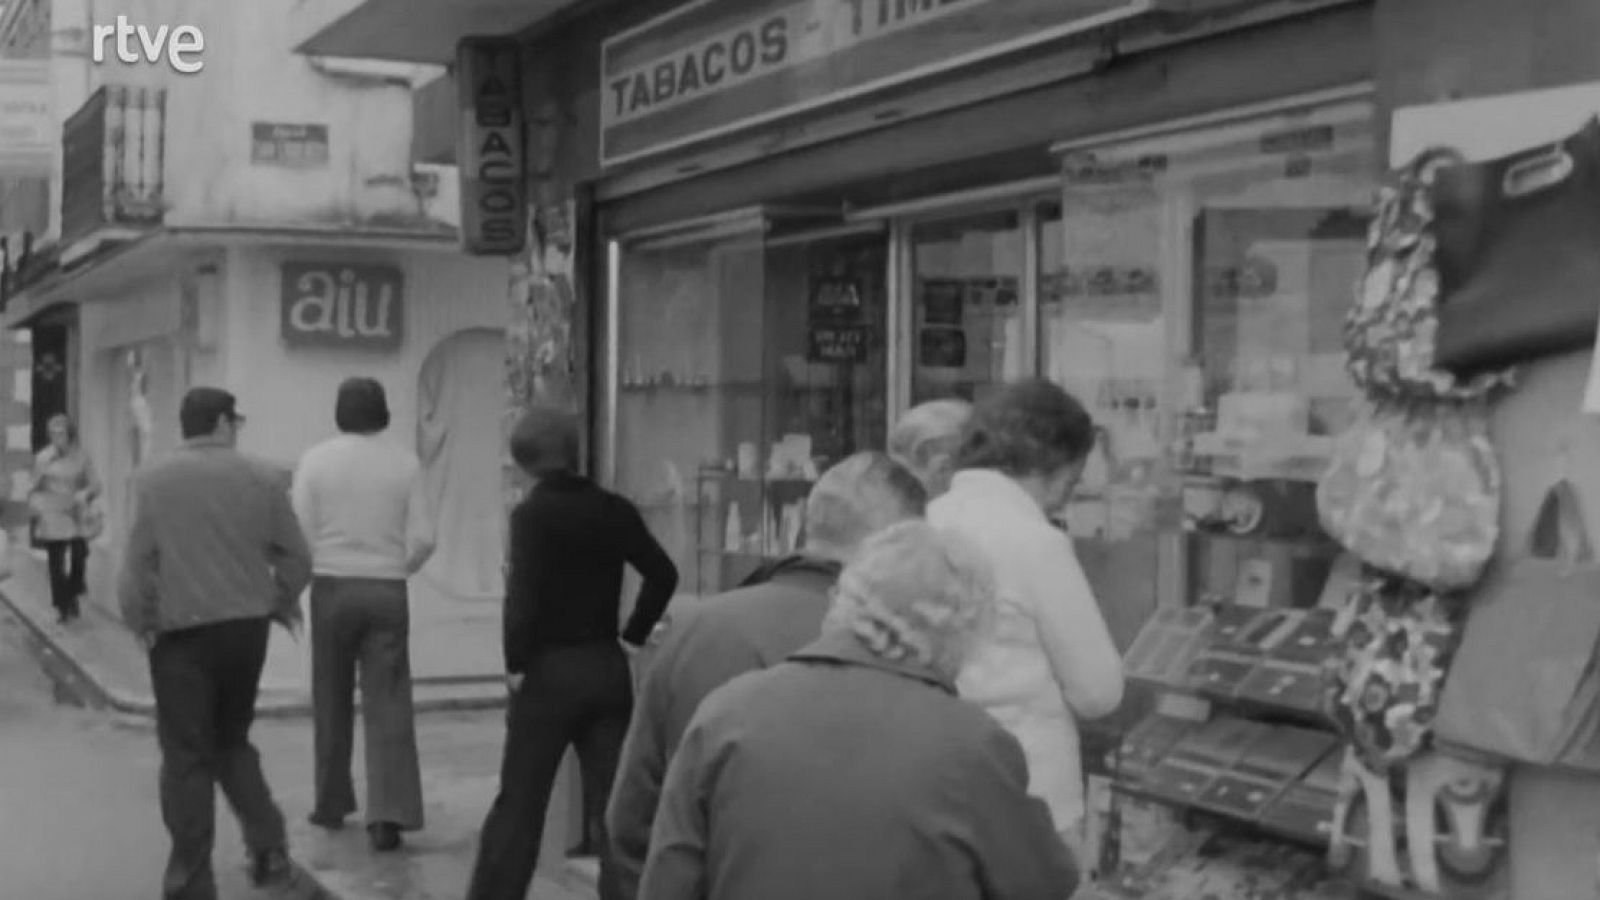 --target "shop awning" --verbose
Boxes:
[293,0,593,65]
